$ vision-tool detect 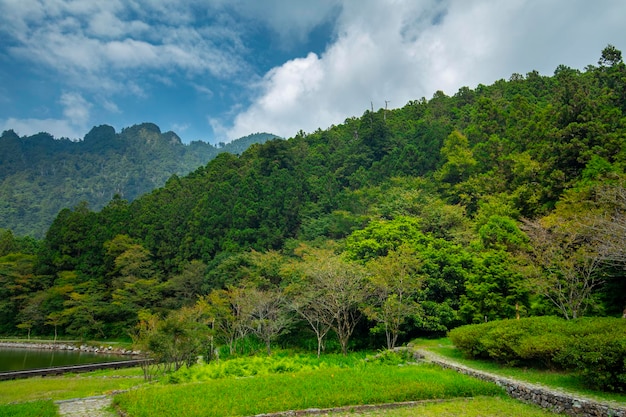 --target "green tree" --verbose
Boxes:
[364,244,424,349]
[460,250,529,323]
[434,130,477,185]
[198,287,252,355]
[243,287,291,355]
[521,218,604,319]
[299,247,367,355]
